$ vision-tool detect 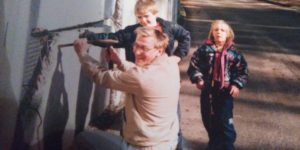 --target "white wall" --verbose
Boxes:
[37,1,114,29]
[0,0,31,149]
[1,0,30,102]
[29,0,117,149]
